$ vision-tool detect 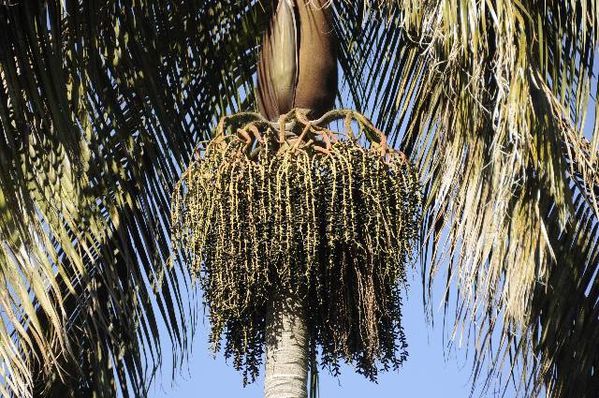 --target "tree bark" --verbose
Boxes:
[264,291,308,398]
